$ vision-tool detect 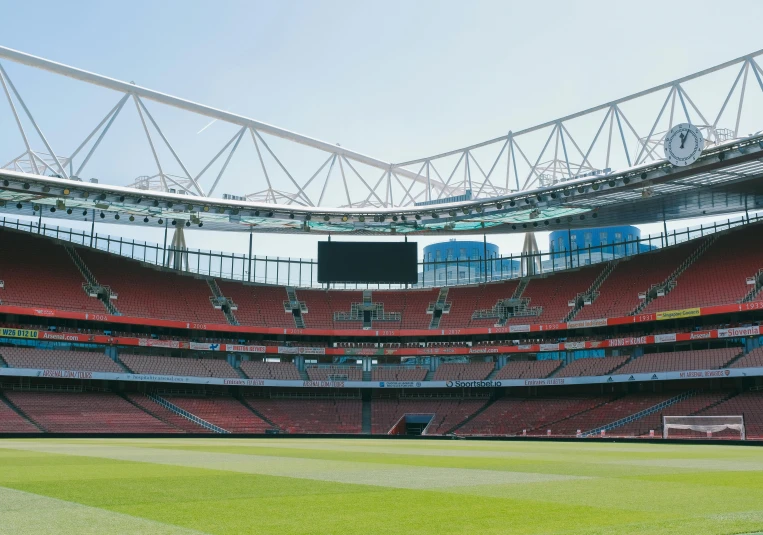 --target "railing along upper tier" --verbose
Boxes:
[1,214,760,290]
